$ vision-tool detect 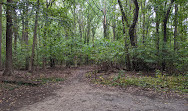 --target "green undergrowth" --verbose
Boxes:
[0,83,19,91]
[91,71,188,93]
[35,77,65,84]
[0,77,65,91]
